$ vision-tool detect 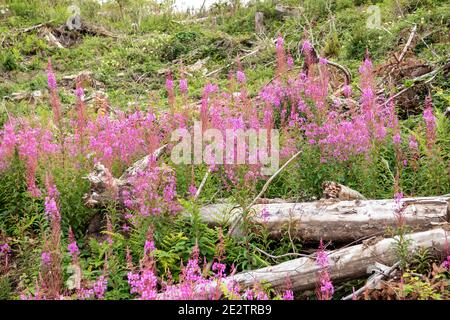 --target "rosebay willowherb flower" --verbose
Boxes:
[315,239,334,300]
[423,94,436,150]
